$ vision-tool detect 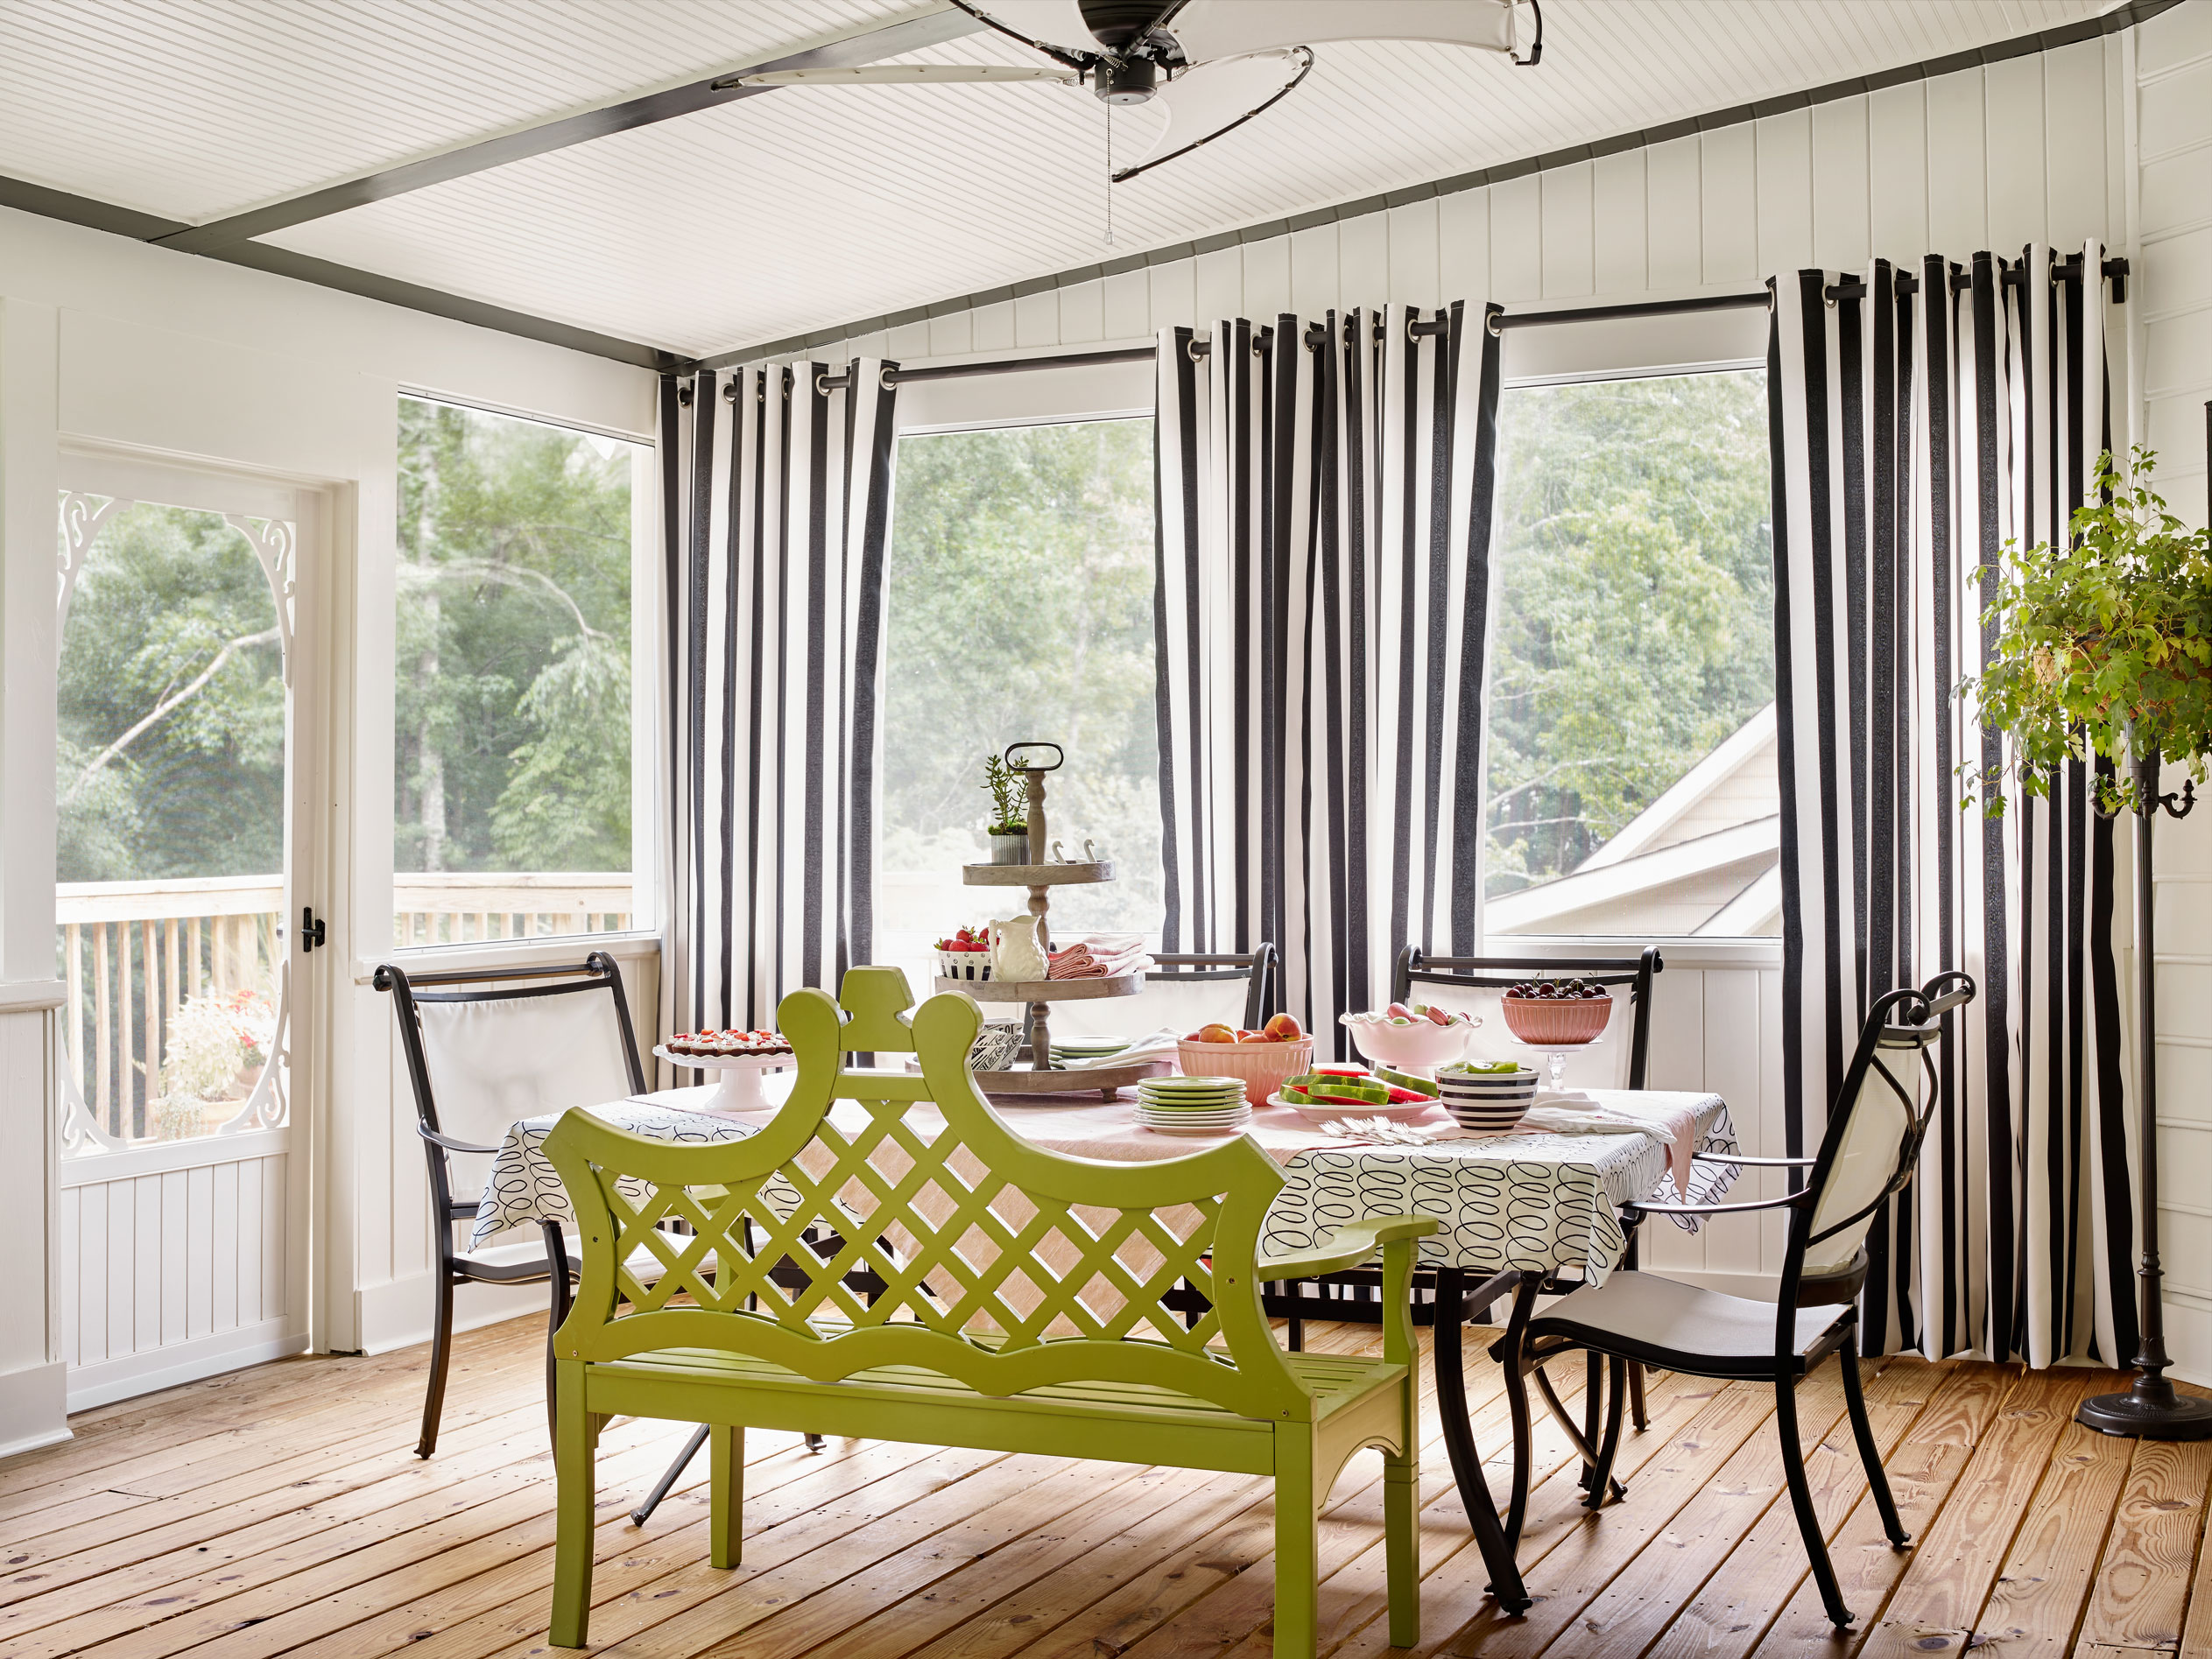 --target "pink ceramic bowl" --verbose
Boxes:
[1499,993,1612,1045]
[1176,1037,1314,1093]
